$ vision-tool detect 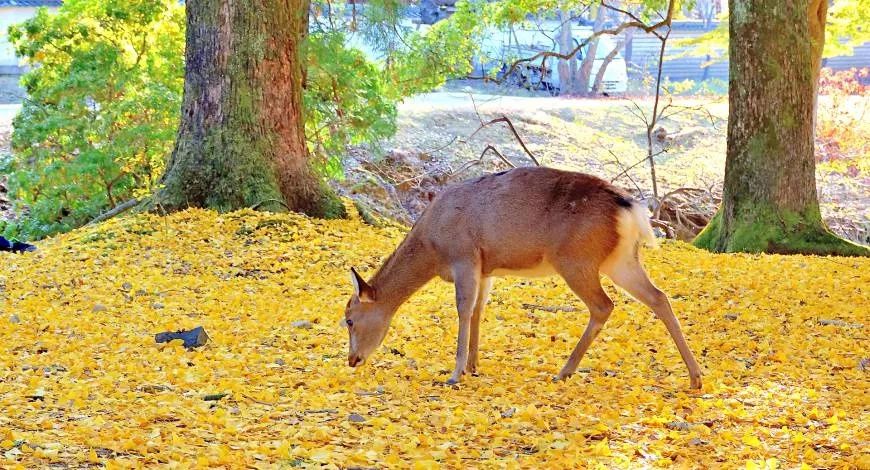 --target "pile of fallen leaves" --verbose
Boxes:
[1,207,868,468]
